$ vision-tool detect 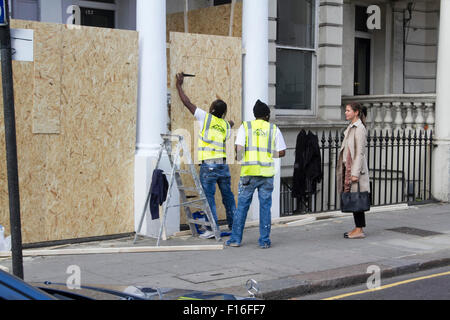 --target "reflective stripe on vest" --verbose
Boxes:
[198,113,230,161]
[241,120,277,177]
